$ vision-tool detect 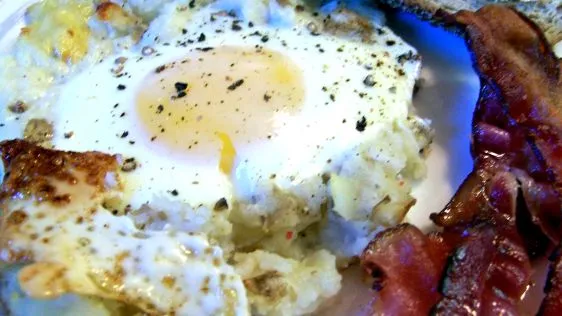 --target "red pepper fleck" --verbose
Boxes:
[286,231,294,240]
